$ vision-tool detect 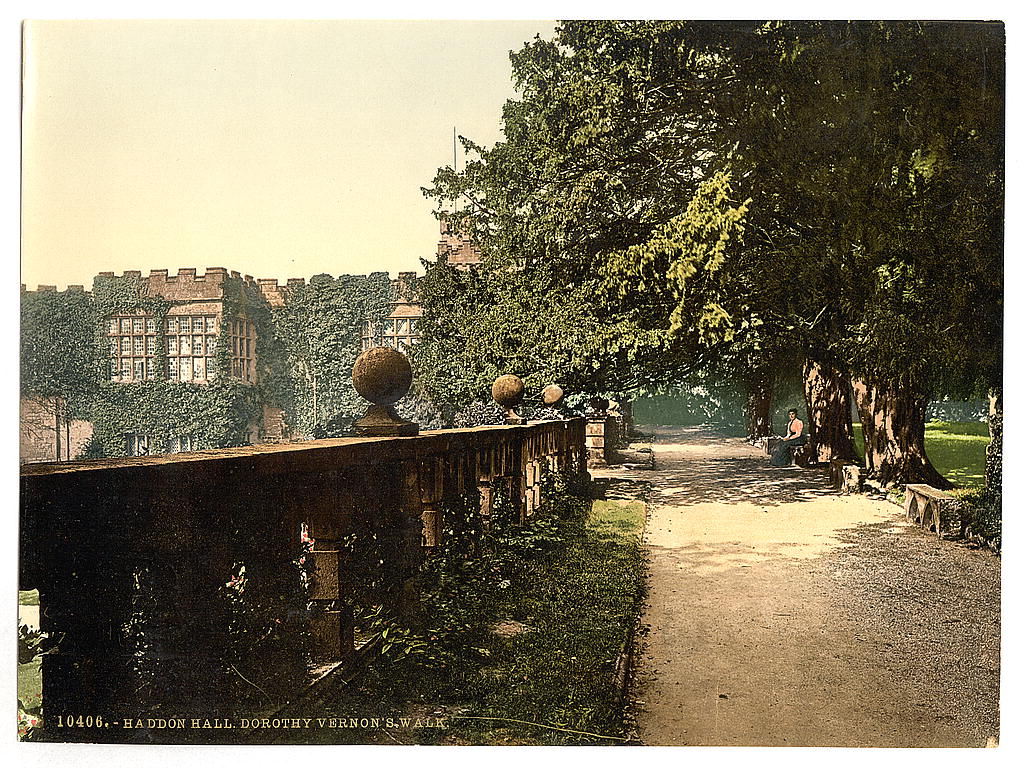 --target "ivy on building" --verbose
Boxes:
[21,287,100,422]
[22,270,398,458]
[273,272,393,437]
